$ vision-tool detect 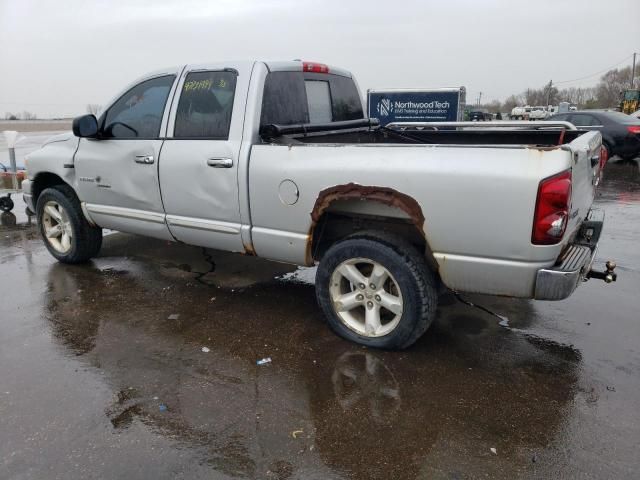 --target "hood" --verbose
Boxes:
[42,131,76,147]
